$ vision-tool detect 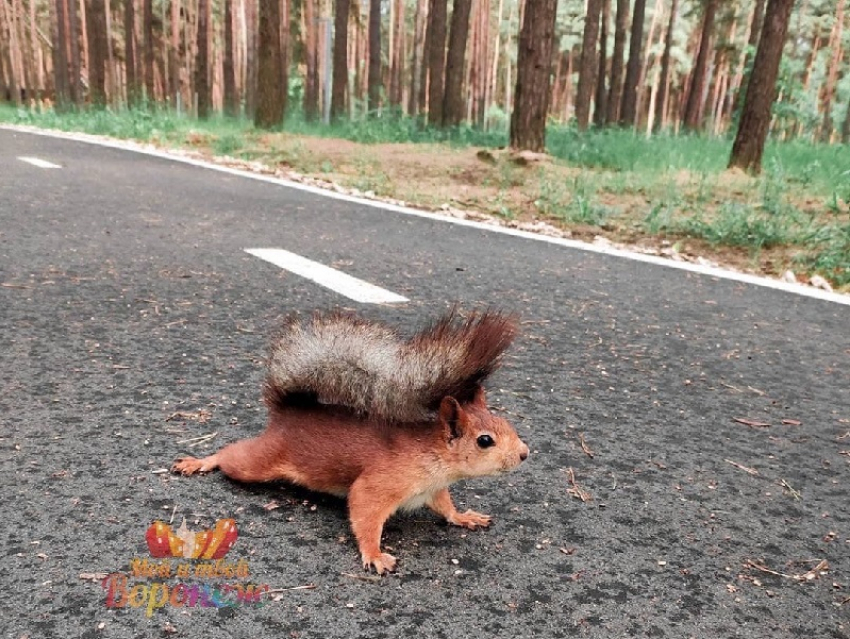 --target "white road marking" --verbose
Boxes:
[17,156,62,169]
[246,248,409,305]
[4,124,848,307]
